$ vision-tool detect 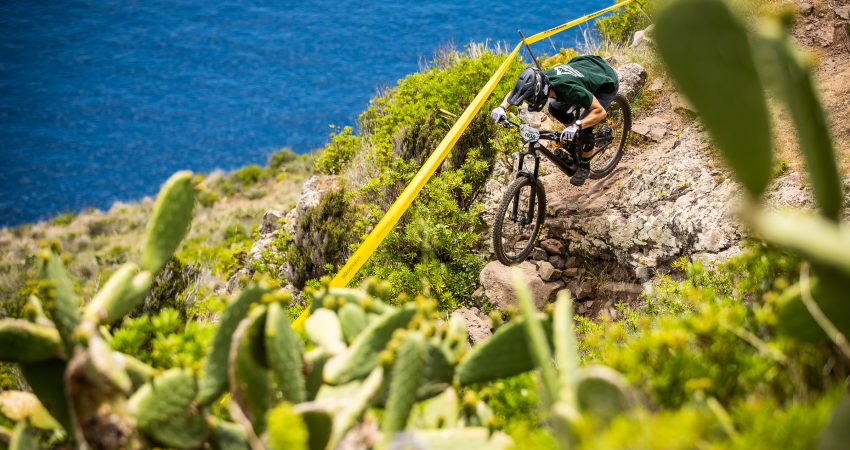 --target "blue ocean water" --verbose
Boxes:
[0,0,609,226]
